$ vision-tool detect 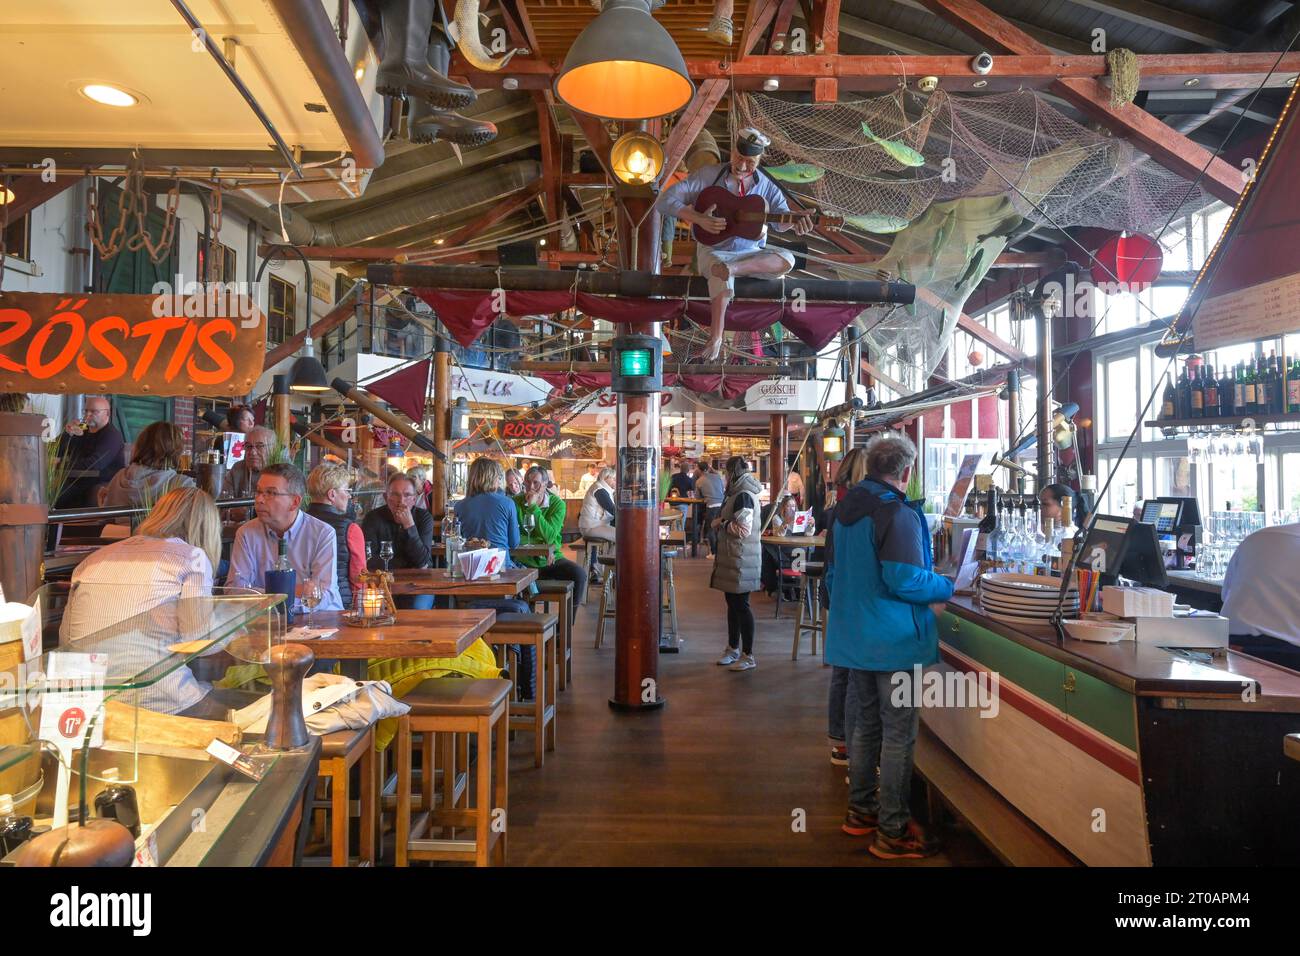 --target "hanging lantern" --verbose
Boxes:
[610,130,665,185]
[1091,232,1163,287]
[385,439,405,468]
[967,349,984,367]
[822,423,846,461]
